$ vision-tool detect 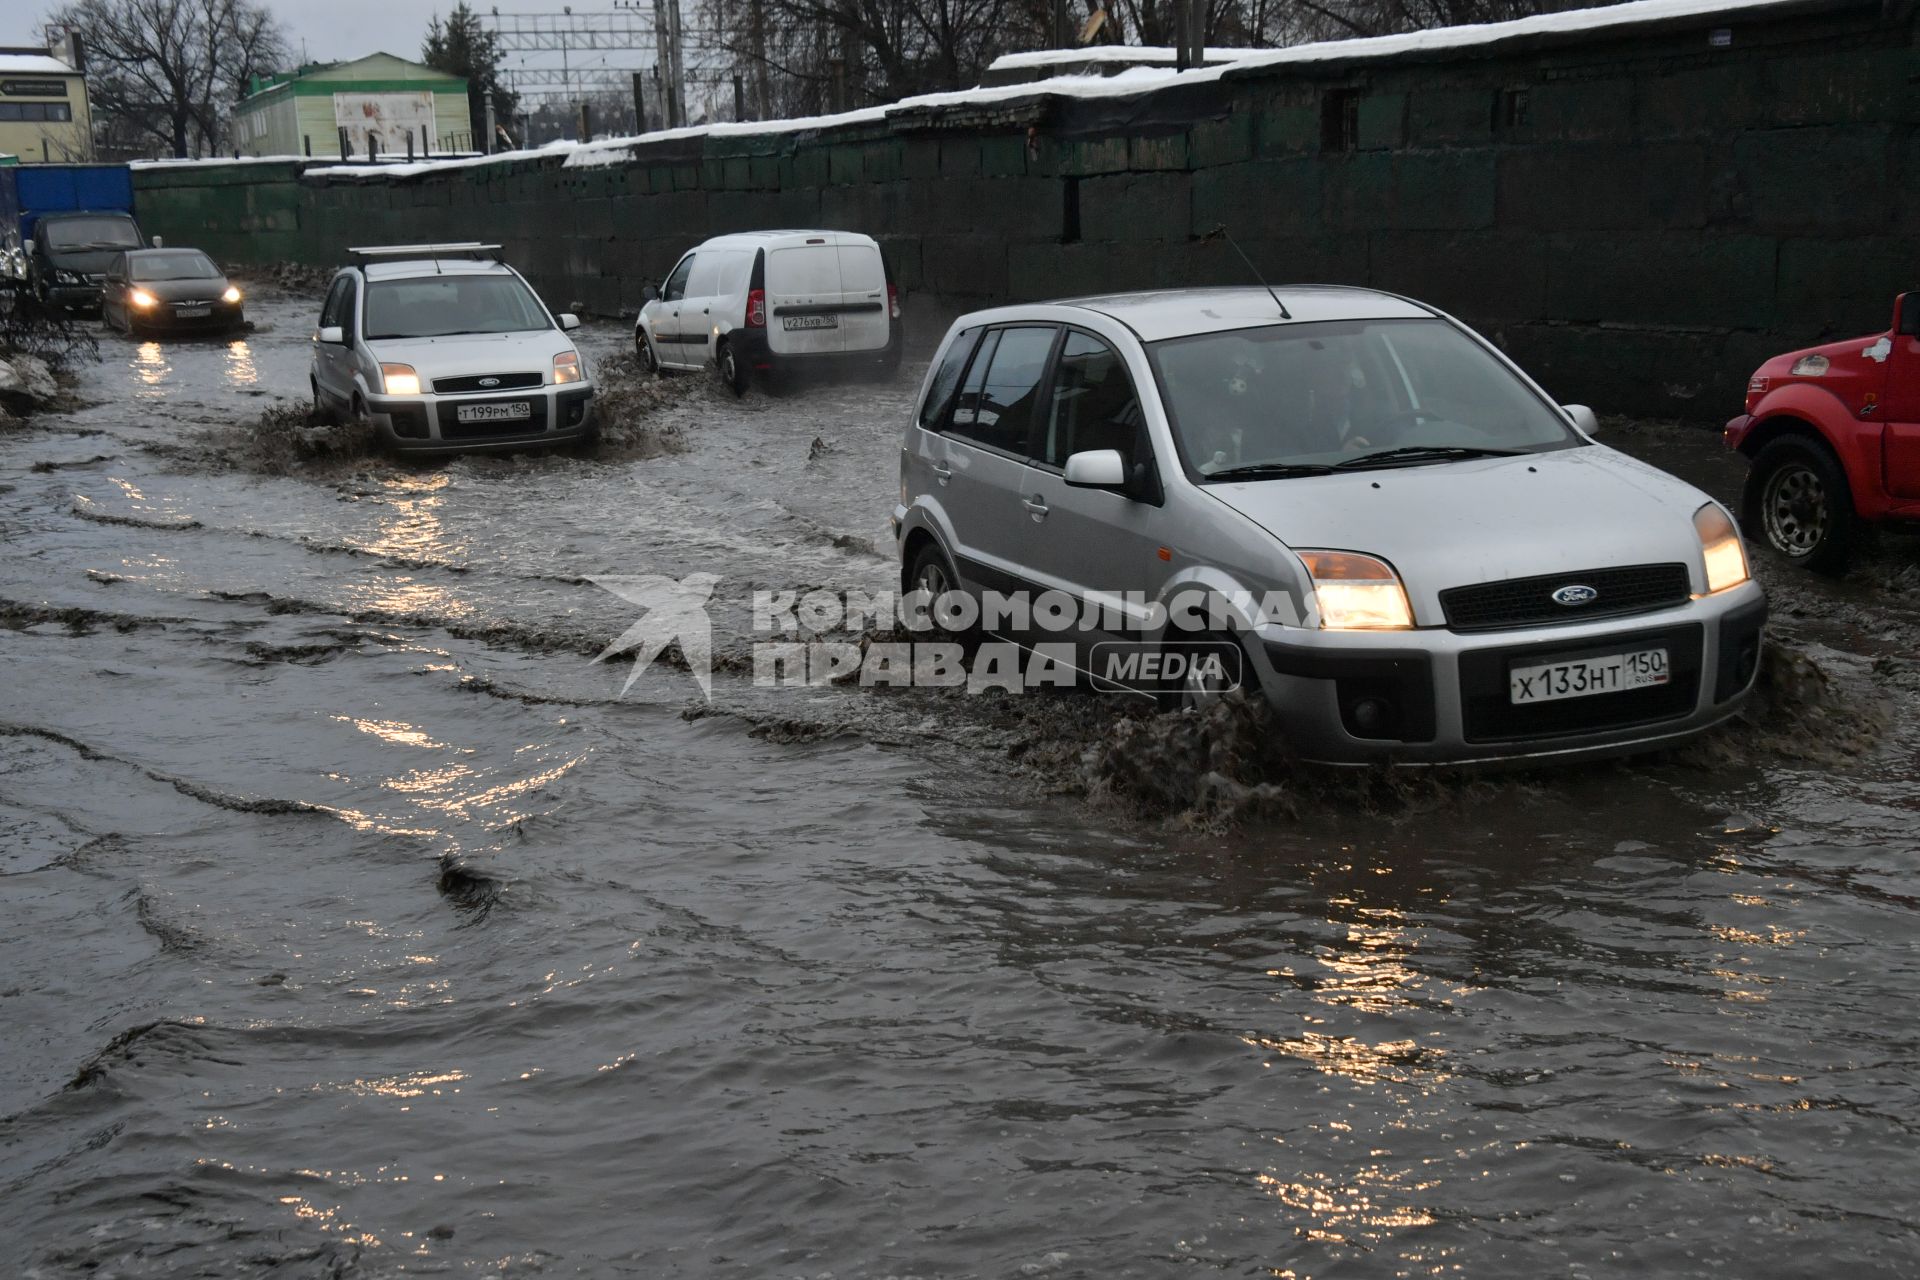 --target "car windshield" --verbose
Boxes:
[363,275,552,339]
[43,217,143,250]
[1148,318,1579,478]
[130,251,220,281]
